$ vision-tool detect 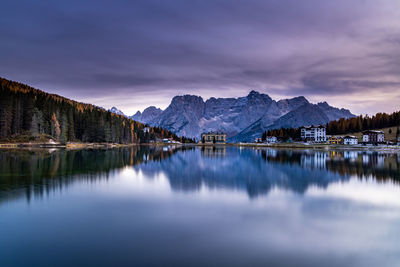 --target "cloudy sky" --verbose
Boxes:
[1,0,400,115]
